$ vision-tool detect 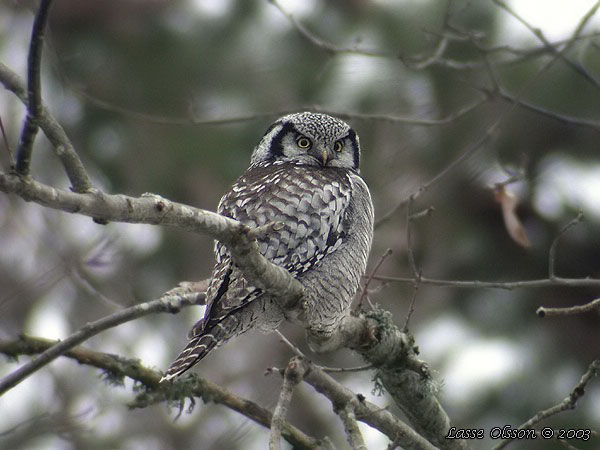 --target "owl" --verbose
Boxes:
[162,112,374,381]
